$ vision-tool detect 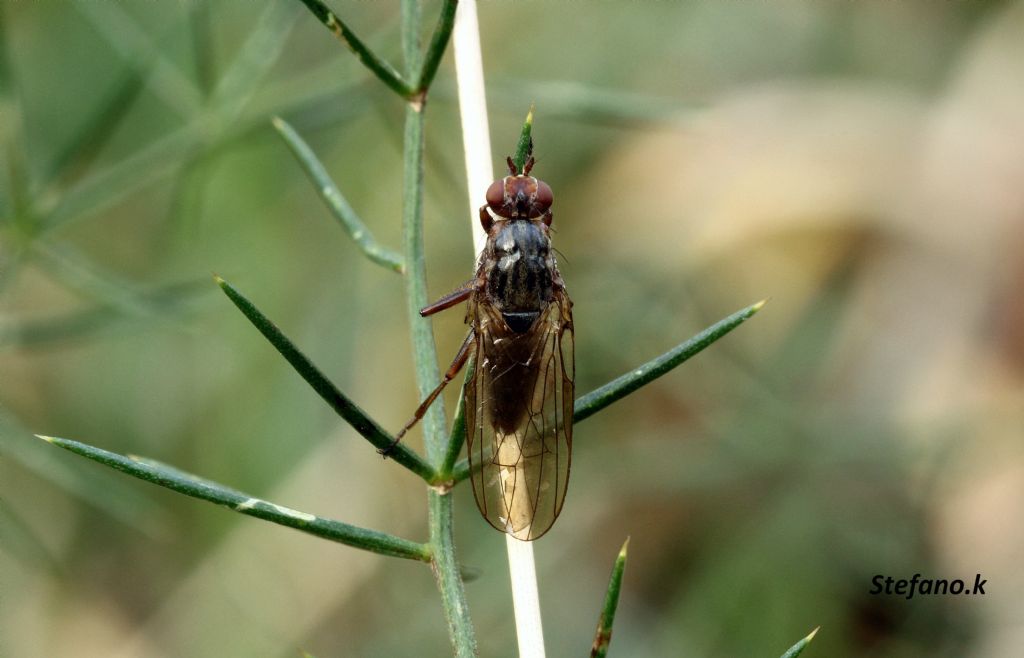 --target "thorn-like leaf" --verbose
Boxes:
[0,496,65,575]
[449,301,766,483]
[37,434,432,562]
[590,537,630,658]
[511,104,535,172]
[0,410,167,533]
[272,117,404,273]
[45,56,150,184]
[75,1,202,119]
[41,2,298,235]
[780,627,819,658]
[414,0,458,95]
[33,243,164,318]
[439,357,474,479]
[0,279,208,349]
[295,0,414,98]
[215,276,437,483]
[210,1,302,125]
[573,300,766,423]
[42,122,201,234]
